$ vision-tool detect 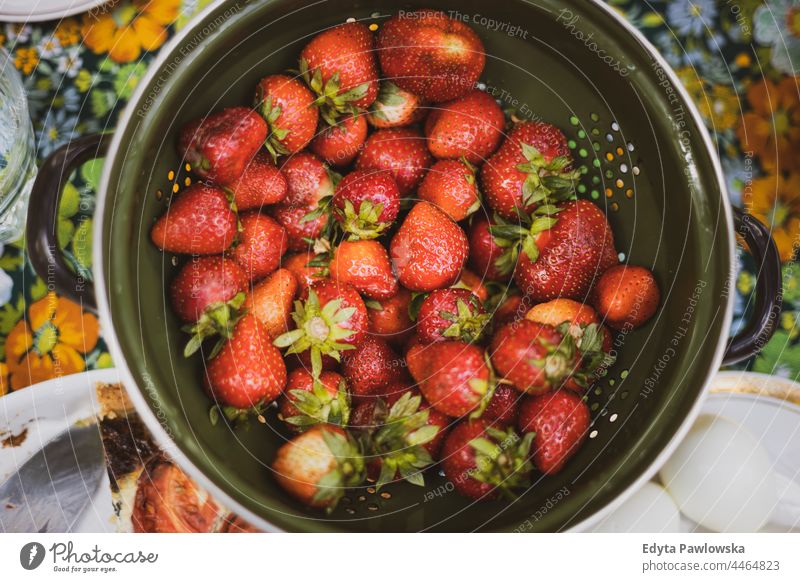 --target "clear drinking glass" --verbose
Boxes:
[0,48,36,242]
